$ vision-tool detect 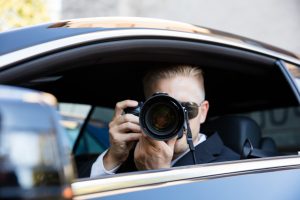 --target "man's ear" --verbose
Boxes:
[199,100,209,124]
